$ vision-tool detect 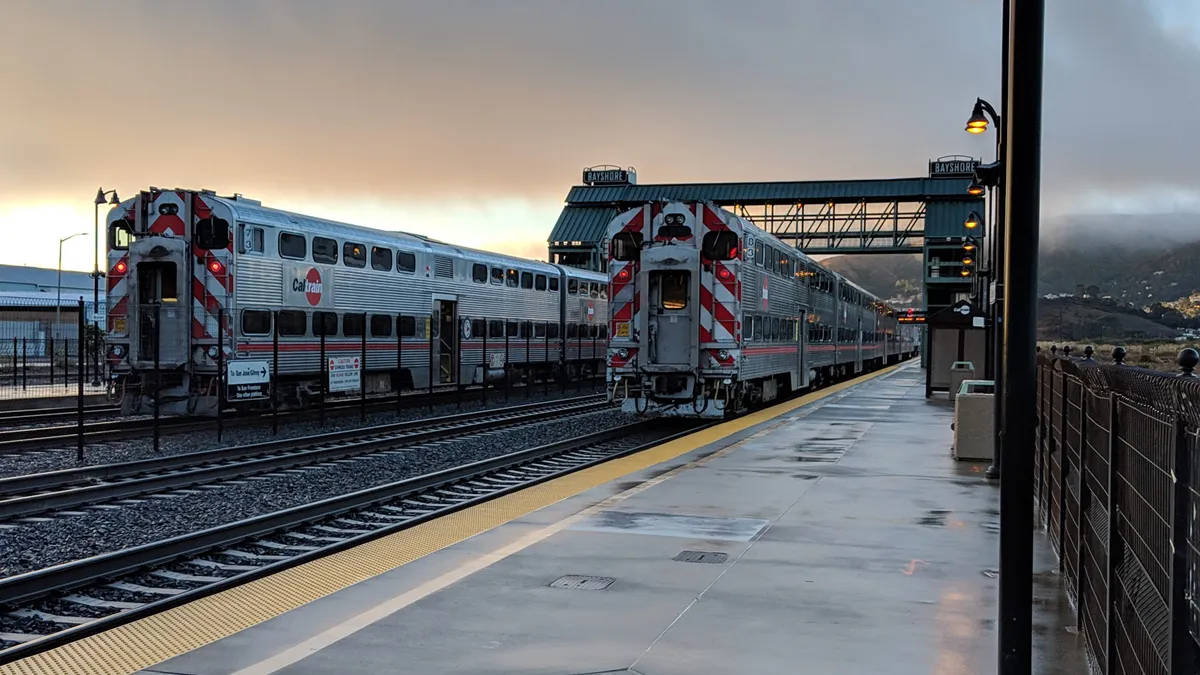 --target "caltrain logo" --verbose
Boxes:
[292,268,323,306]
